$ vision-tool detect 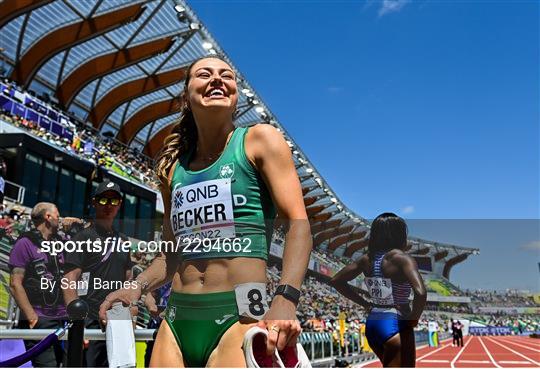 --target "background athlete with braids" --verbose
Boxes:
[331,213,427,367]
[99,56,312,367]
